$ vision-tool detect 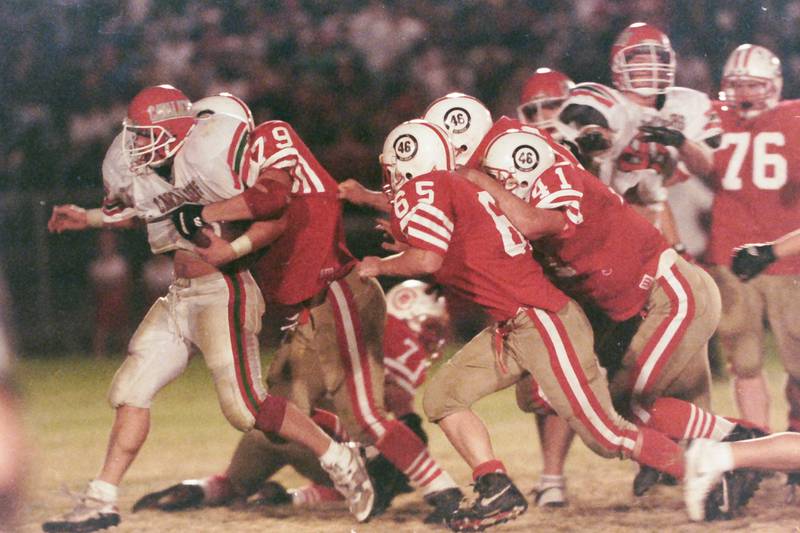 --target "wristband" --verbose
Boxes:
[86,208,105,228]
[229,234,254,258]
